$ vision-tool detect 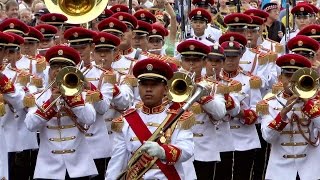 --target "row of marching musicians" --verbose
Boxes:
[1,8,320,180]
